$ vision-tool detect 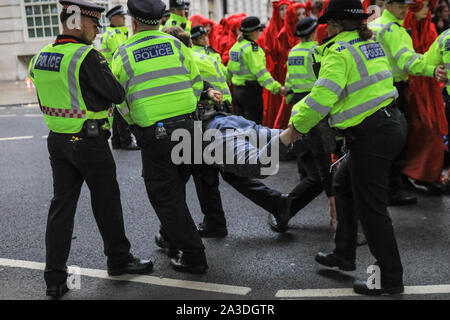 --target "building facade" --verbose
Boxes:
[0,0,272,81]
